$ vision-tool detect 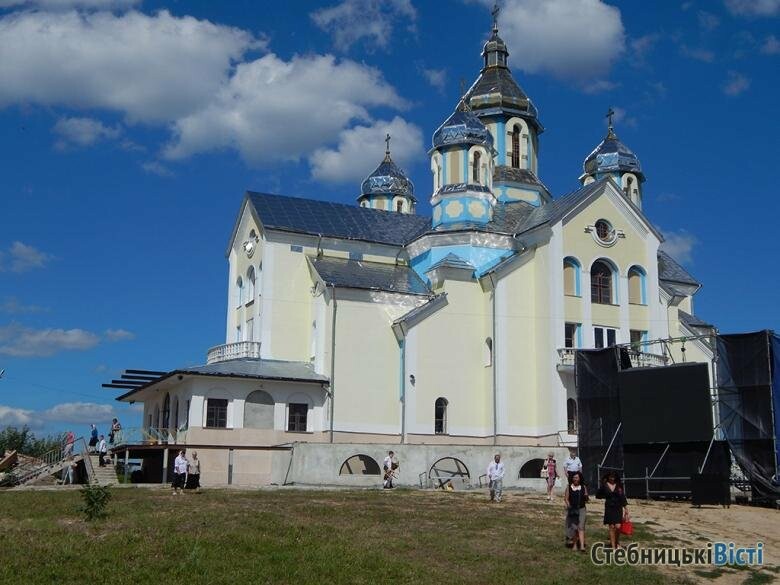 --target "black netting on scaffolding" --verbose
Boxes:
[575,348,630,489]
[716,330,780,502]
